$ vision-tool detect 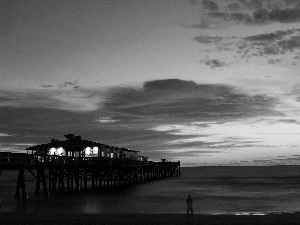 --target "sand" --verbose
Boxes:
[1,212,300,225]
